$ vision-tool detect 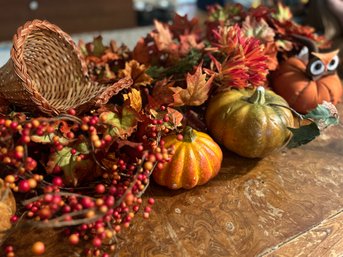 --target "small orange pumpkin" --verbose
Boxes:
[153,127,223,190]
[271,48,342,114]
